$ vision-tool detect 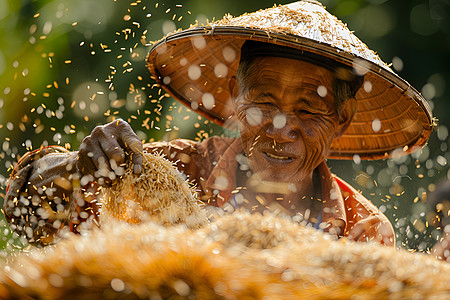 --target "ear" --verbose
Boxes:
[228,76,242,114]
[334,97,357,138]
[228,76,239,99]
